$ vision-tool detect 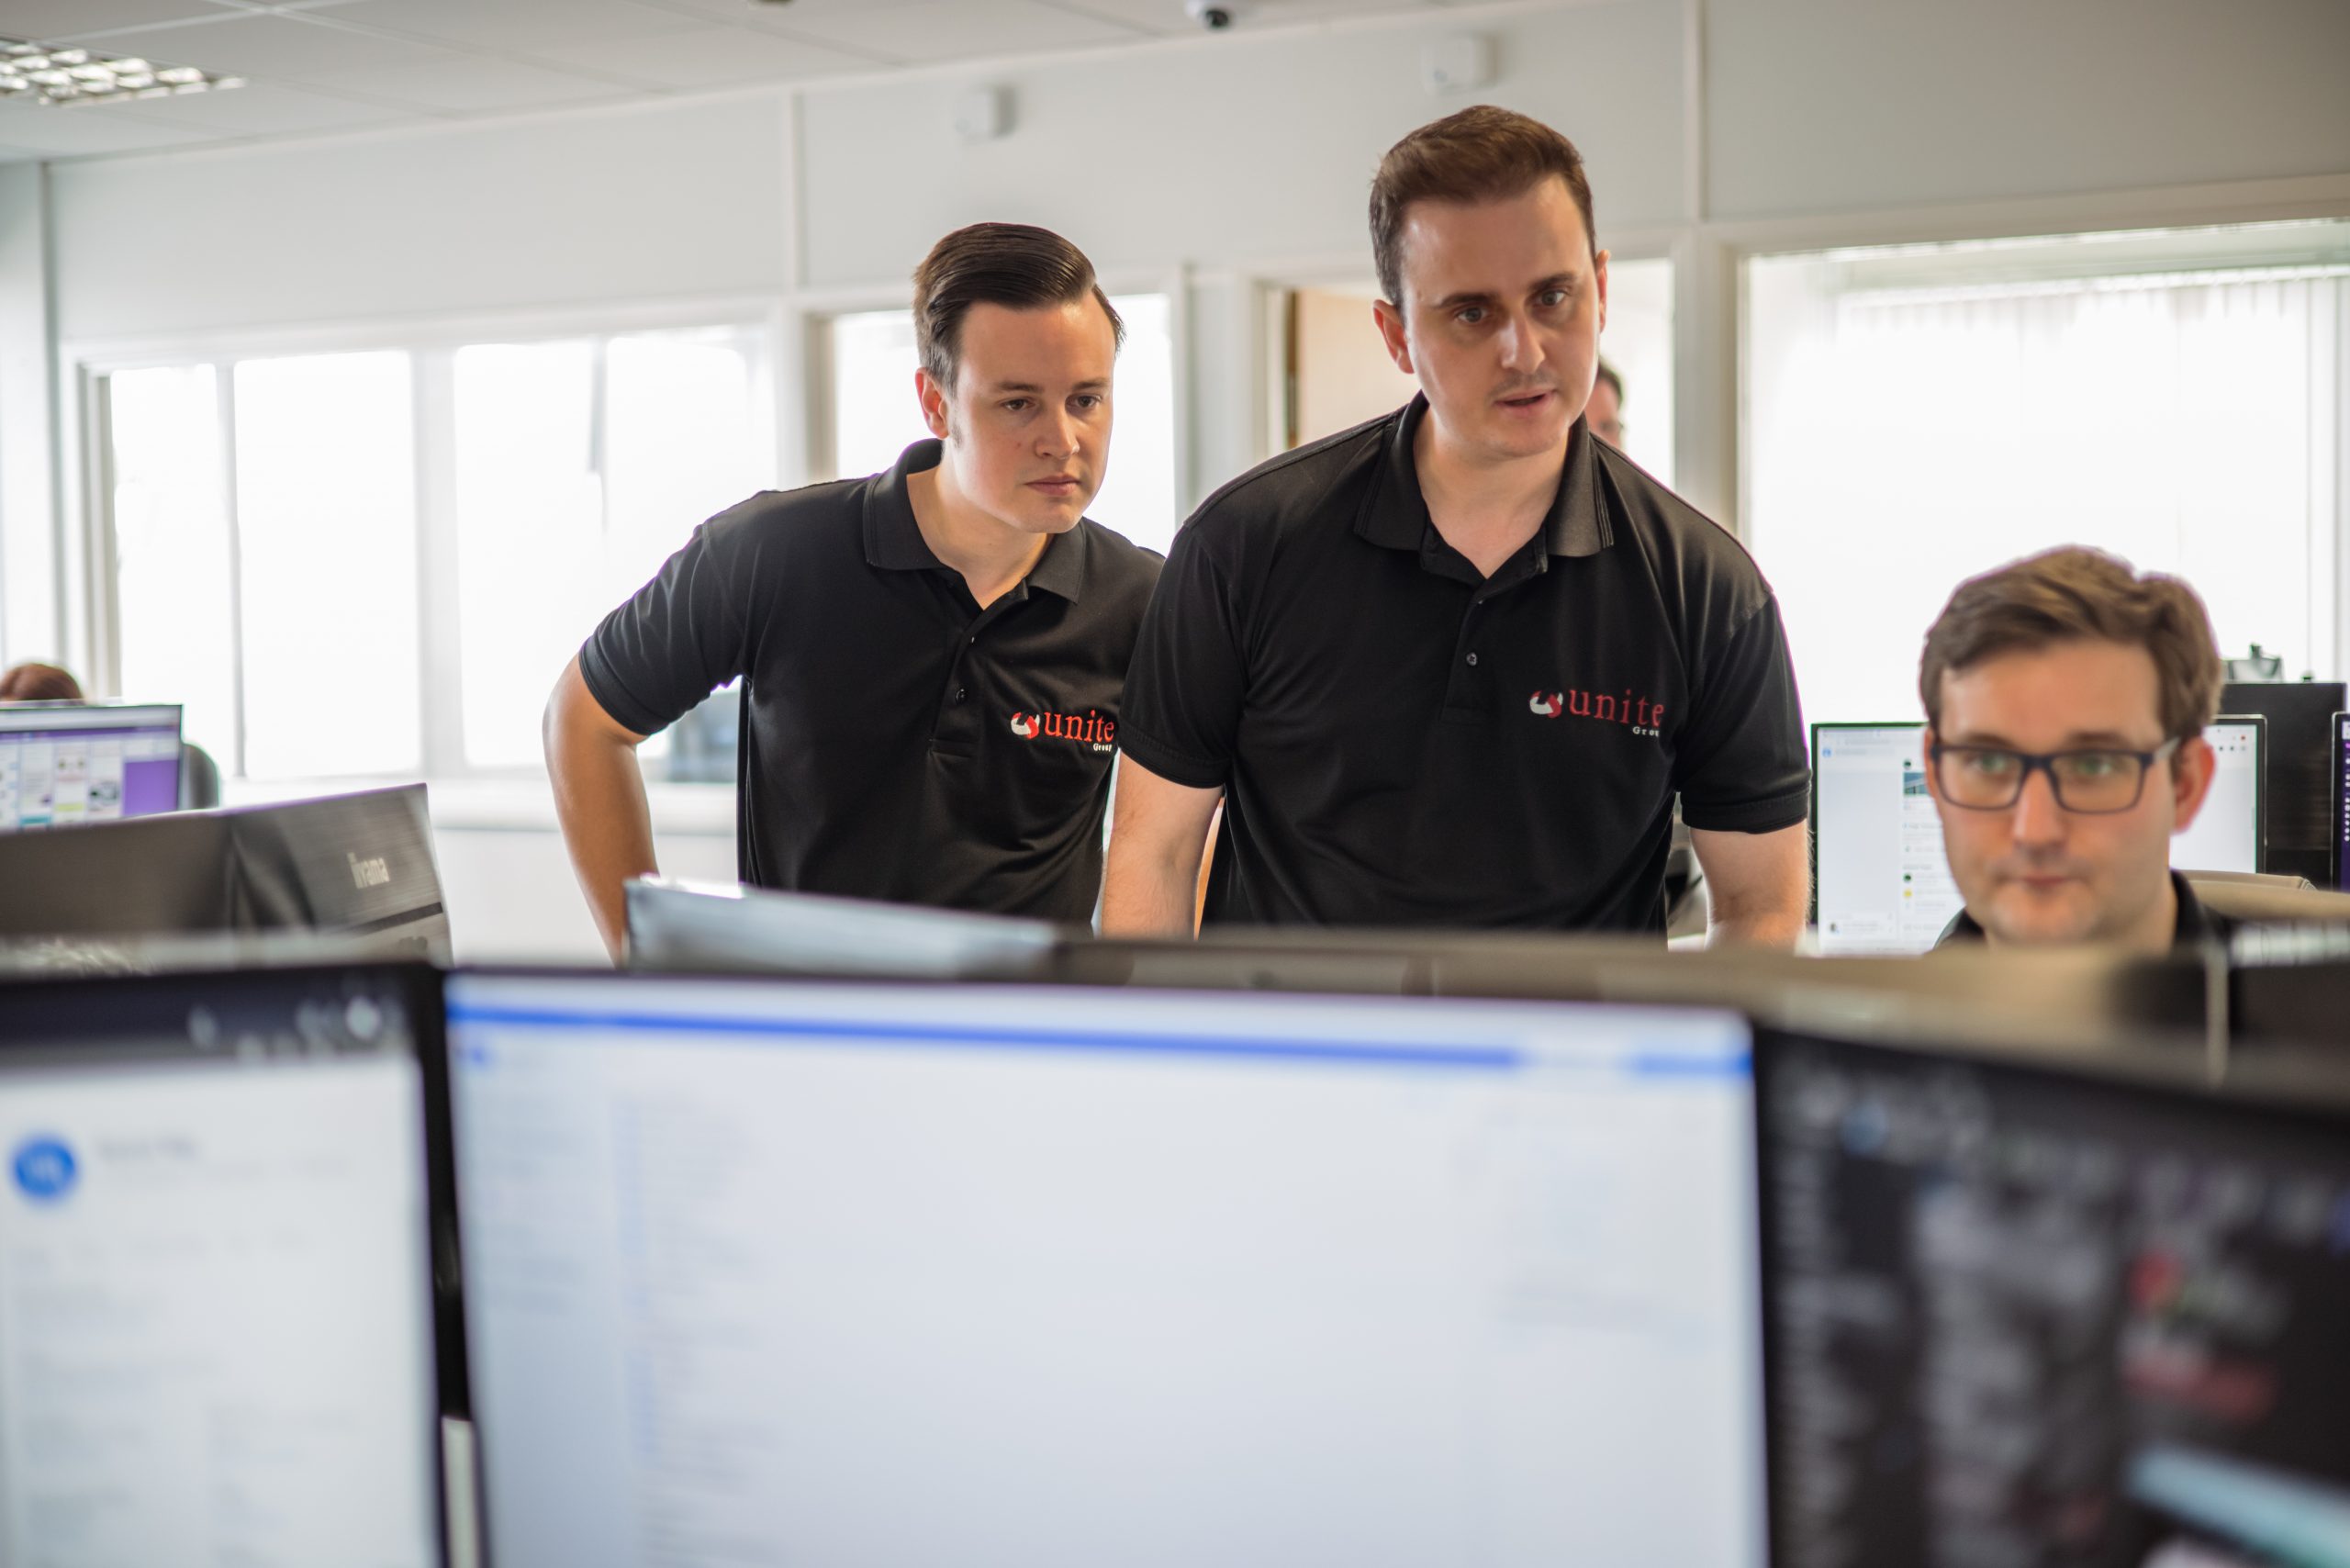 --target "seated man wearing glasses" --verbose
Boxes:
[1919,546,2232,952]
